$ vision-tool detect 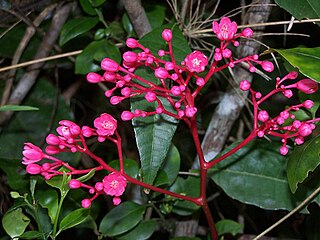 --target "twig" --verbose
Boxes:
[0,3,74,127]
[123,0,152,38]
[253,185,320,239]
[0,50,82,73]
